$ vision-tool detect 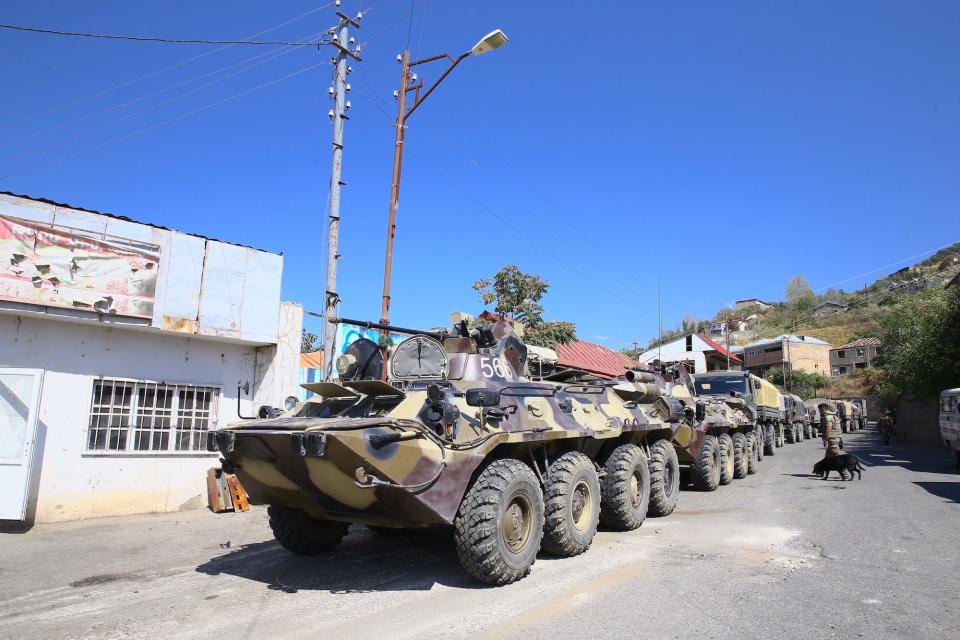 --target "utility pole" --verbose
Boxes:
[322,7,362,379]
